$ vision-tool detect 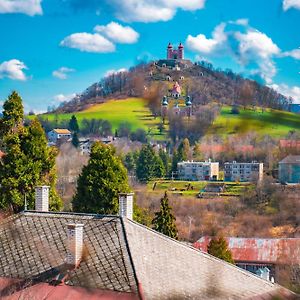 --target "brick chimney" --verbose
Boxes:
[35,186,50,212]
[66,223,84,268]
[119,193,134,220]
